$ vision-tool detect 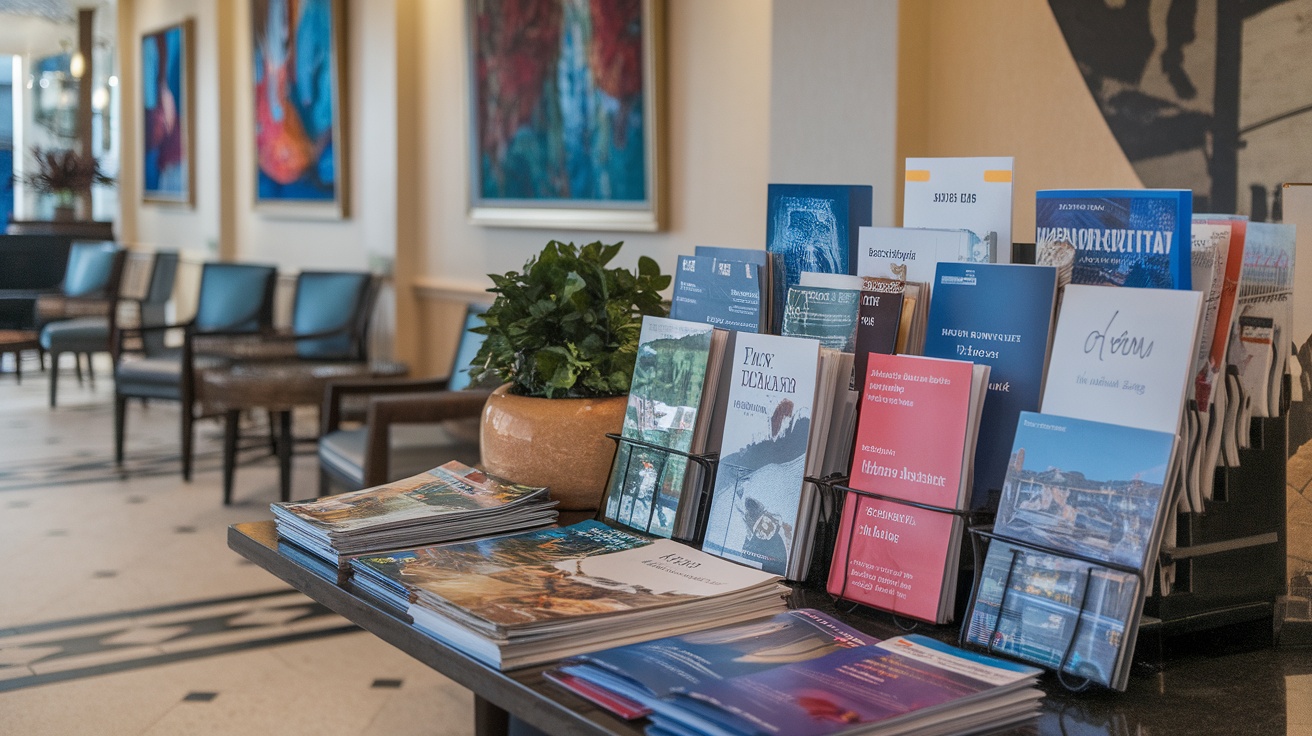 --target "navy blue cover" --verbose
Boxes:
[922,262,1057,510]
[671,255,764,333]
[1035,189,1192,290]
[765,184,872,333]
